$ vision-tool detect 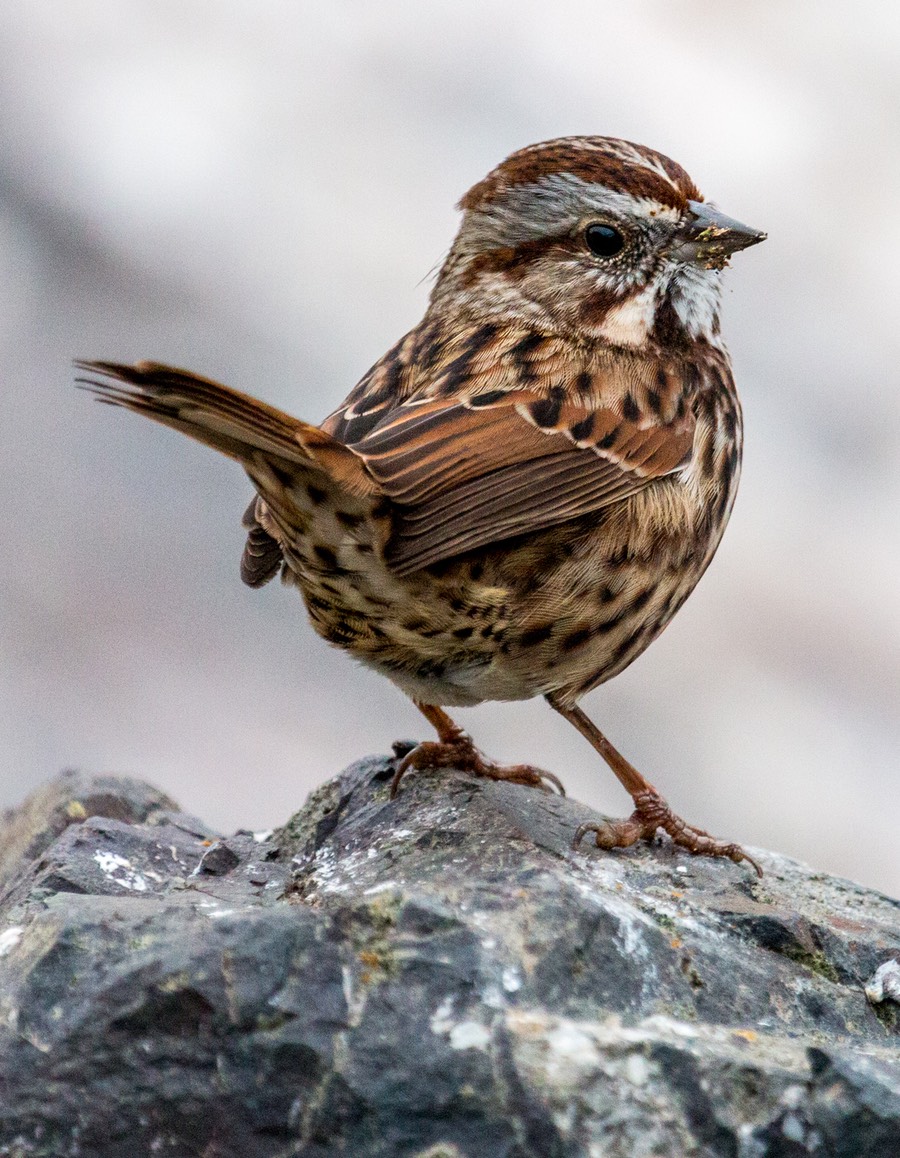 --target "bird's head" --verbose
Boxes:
[432,135,765,351]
